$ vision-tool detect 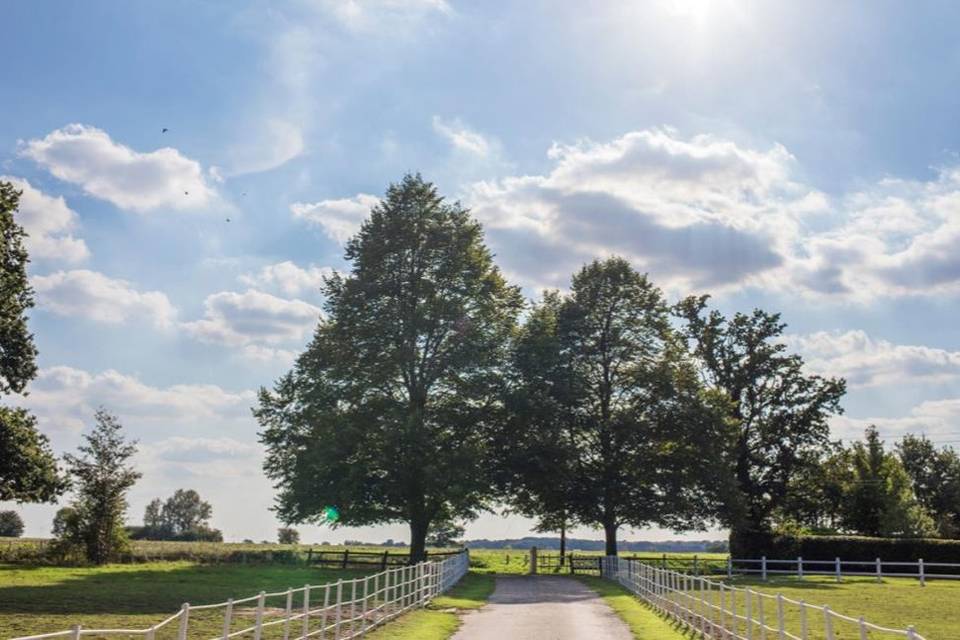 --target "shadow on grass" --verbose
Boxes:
[0,562,371,616]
